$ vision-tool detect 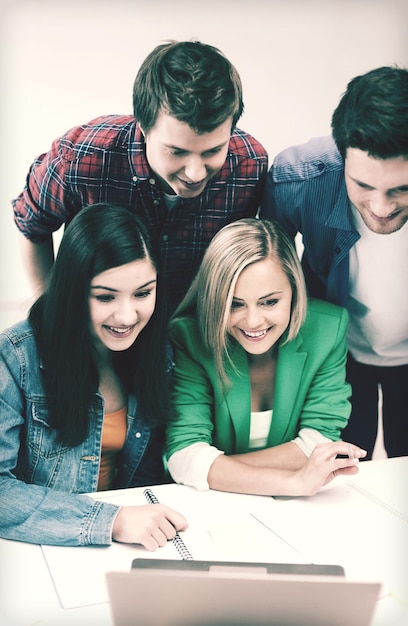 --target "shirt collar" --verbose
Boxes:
[129,121,152,179]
